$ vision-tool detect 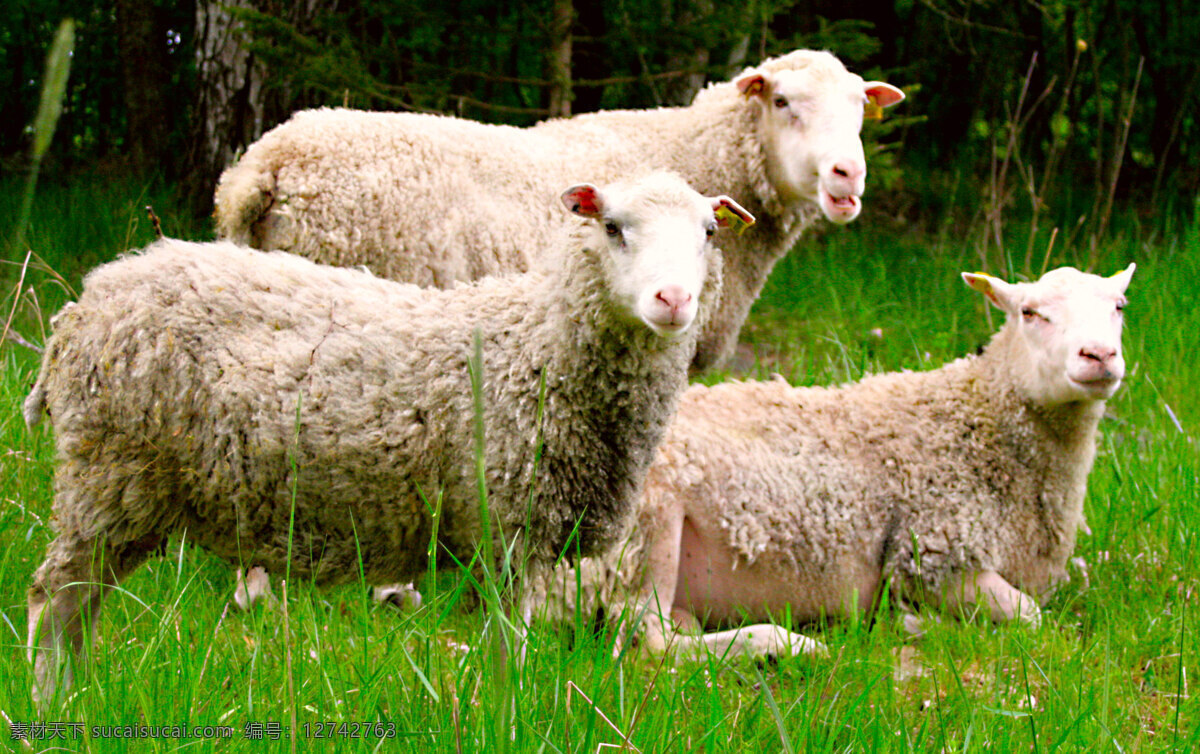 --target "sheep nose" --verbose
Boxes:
[656,285,692,314]
[1080,344,1117,364]
[830,161,865,184]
